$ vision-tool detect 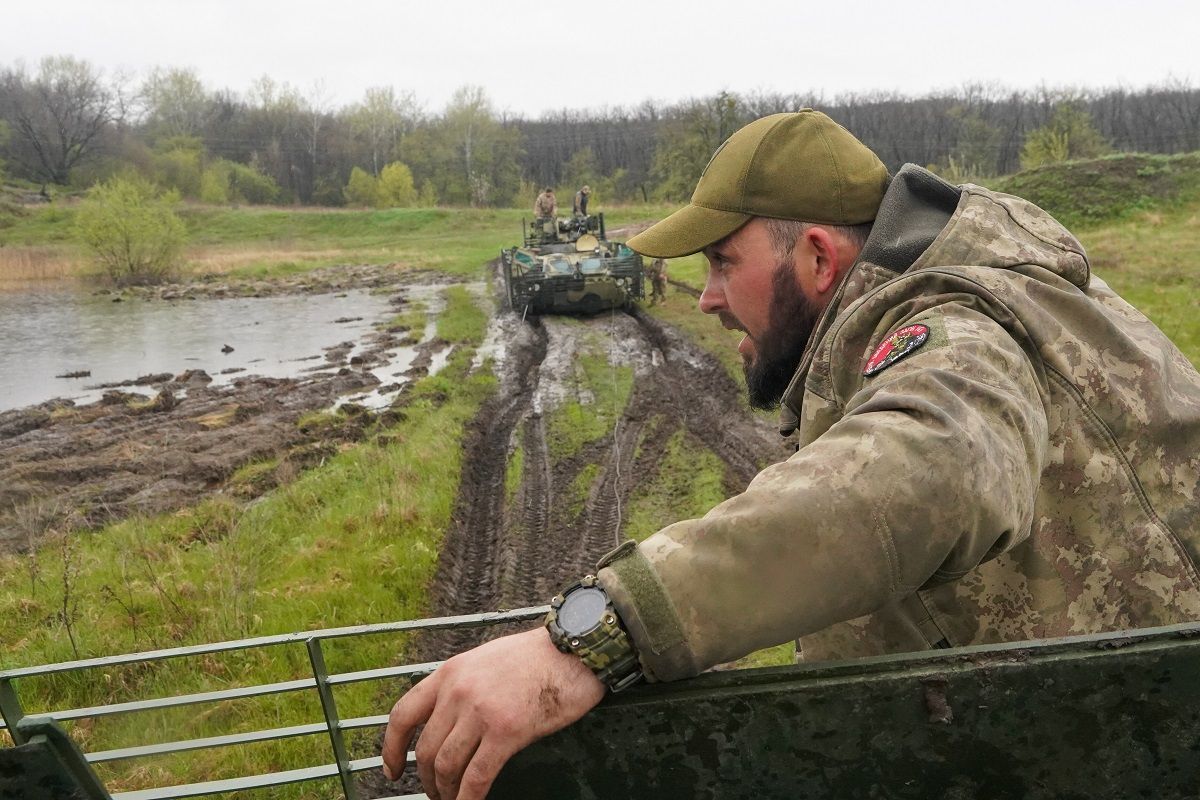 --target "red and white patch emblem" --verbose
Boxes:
[864,324,929,376]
